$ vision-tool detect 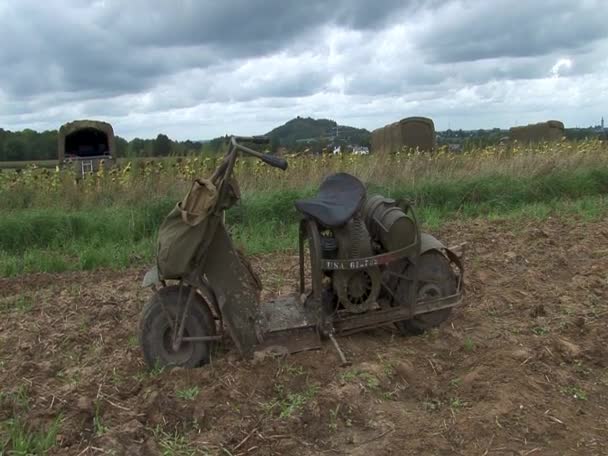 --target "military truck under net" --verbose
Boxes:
[509,120,564,144]
[371,116,436,154]
[58,120,115,176]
